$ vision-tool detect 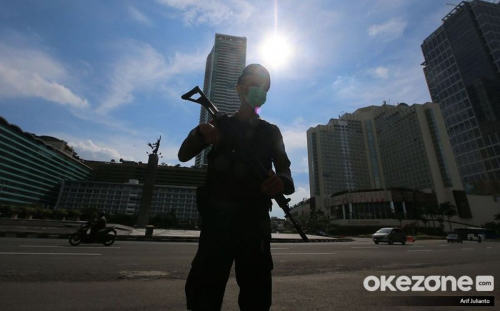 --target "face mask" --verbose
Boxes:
[244,86,267,108]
